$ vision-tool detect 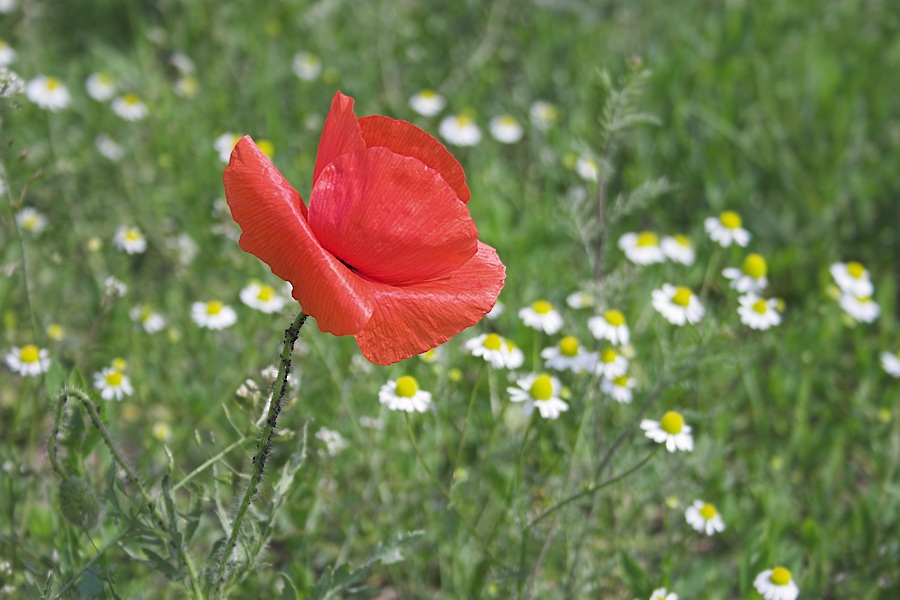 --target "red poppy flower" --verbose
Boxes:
[224,91,505,365]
